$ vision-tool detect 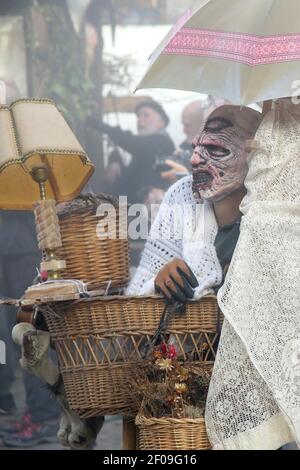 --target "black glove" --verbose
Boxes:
[154,259,199,304]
